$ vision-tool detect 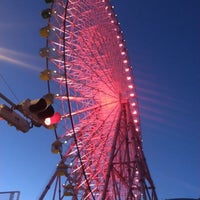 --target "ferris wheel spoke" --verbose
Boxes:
[59,99,118,121]
[62,100,120,165]
[63,54,118,96]
[48,9,122,95]
[50,52,119,99]
[59,100,120,172]
[69,104,120,178]
[74,35,119,92]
